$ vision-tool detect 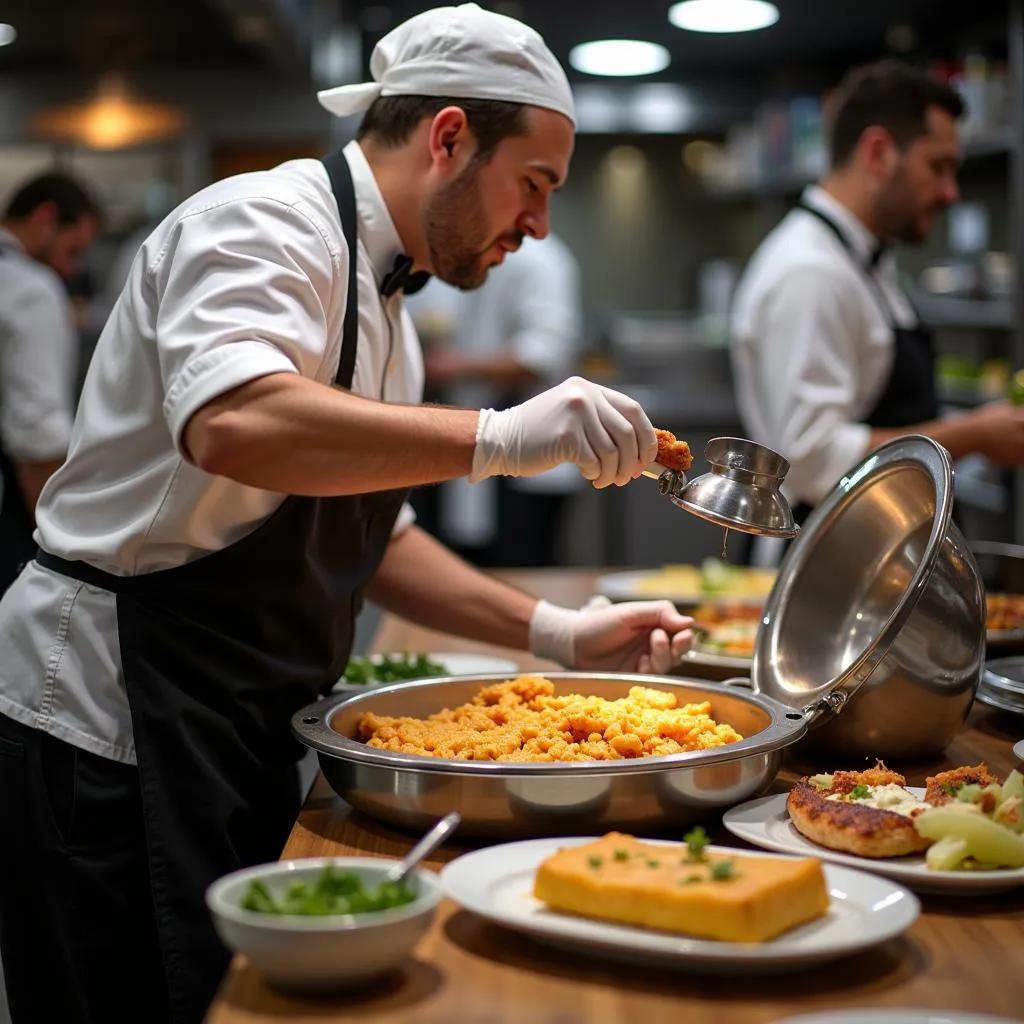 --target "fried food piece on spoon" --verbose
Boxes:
[654,429,693,473]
